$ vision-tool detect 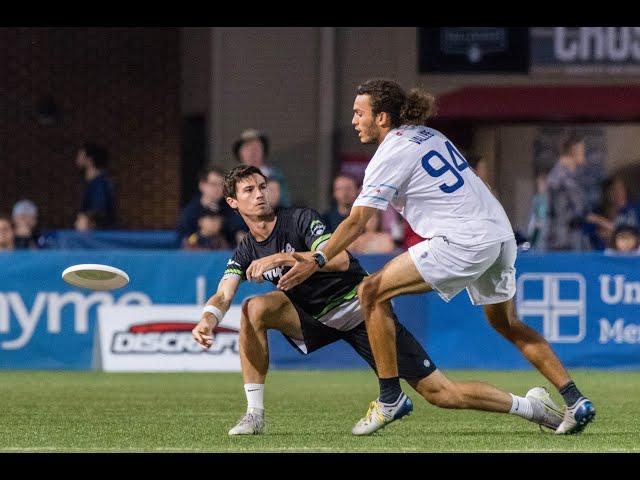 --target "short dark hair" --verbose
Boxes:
[198,165,226,183]
[561,134,585,156]
[82,142,109,169]
[356,78,436,128]
[223,165,267,199]
[0,215,12,225]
